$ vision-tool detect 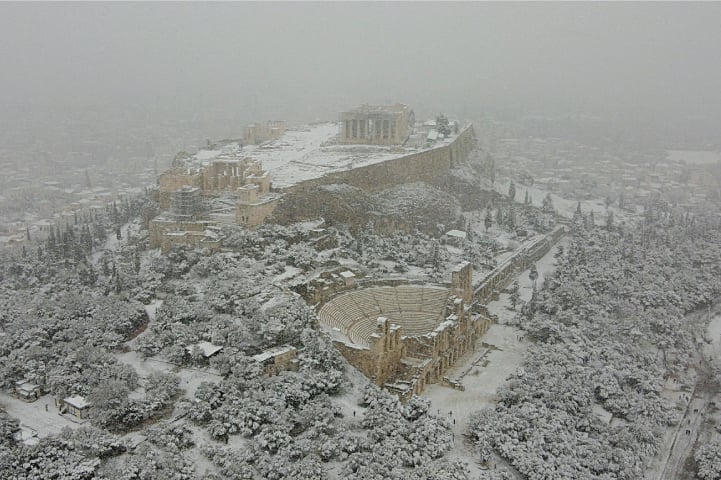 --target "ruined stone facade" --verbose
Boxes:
[158,169,203,209]
[152,104,477,254]
[252,345,299,376]
[473,226,565,304]
[244,121,286,145]
[340,104,414,145]
[395,298,490,397]
[158,158,272,208]
[148,217,222,253]
[152,157,275,249]
[451,261,473,303]
[235,184,281,227]
[334,318,406,387]
[317,229,565,400]
[317,263,490,399]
